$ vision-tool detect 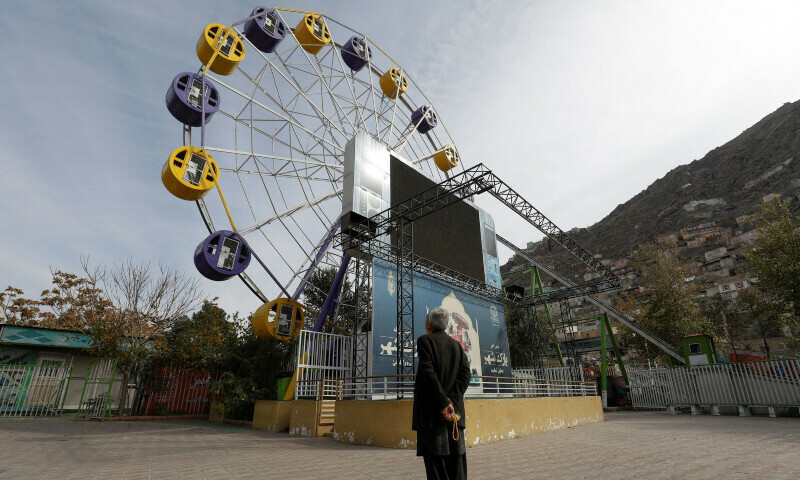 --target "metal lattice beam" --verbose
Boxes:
[558,299,581,381]
[349,163,620,287]
[497,234,685,363]
[395,219,415,382]
[352,253,372,383]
